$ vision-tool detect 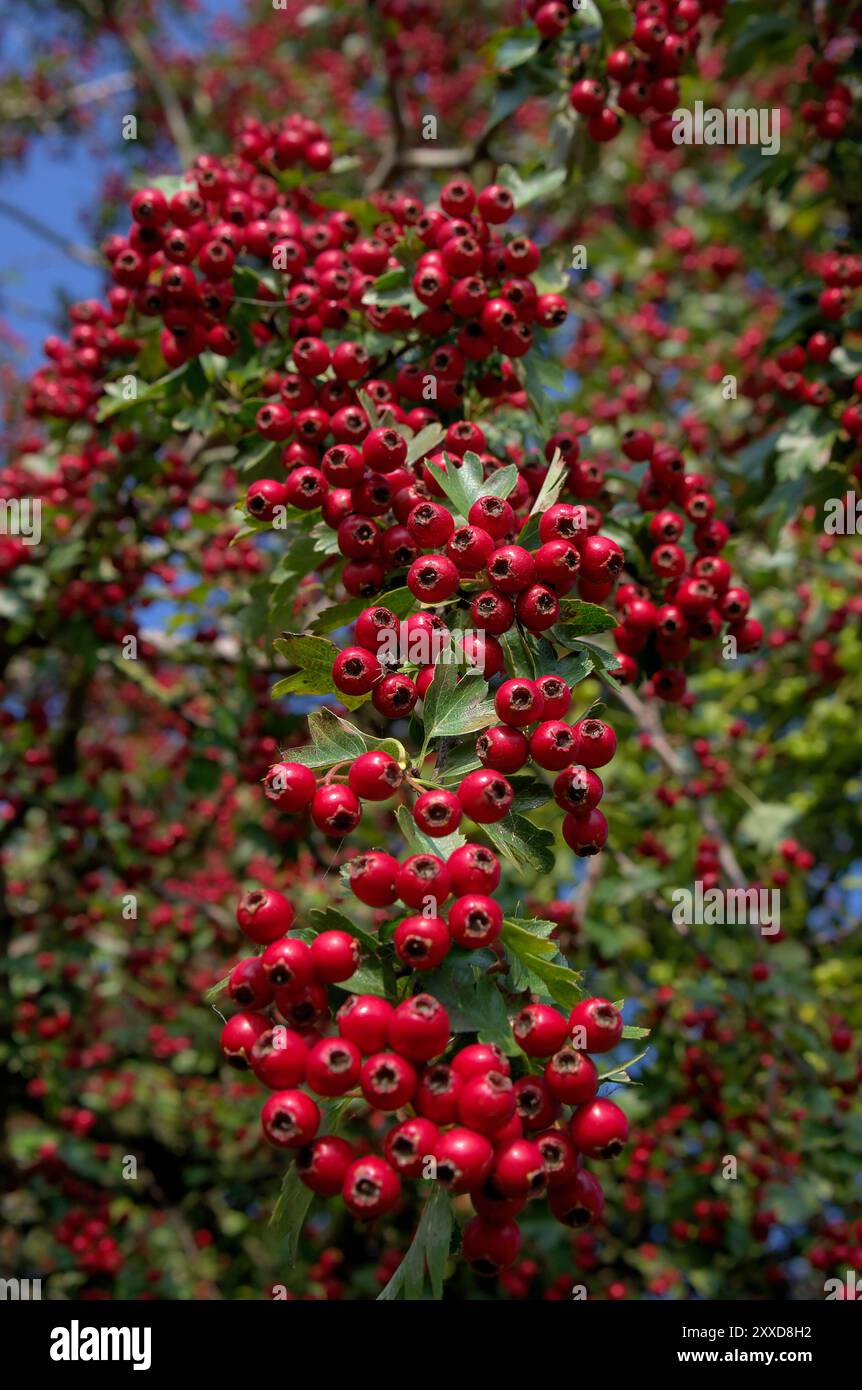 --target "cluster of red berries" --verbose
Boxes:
[223,882,628,1272]
[604,428,760,698]
[523,0,708,149]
